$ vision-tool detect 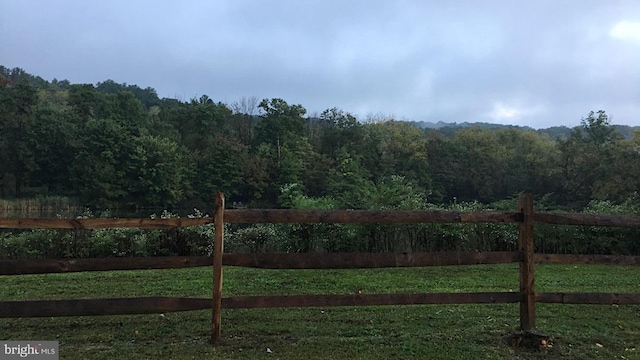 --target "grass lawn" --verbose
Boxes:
[1,263,639,359]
